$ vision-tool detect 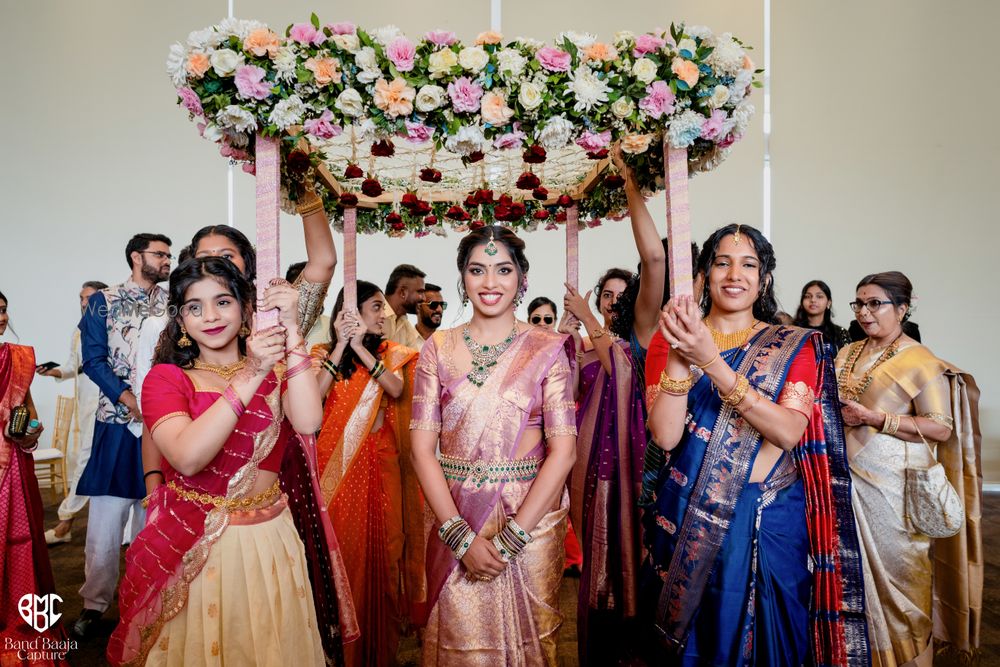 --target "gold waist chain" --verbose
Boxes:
[167,479,282,511]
